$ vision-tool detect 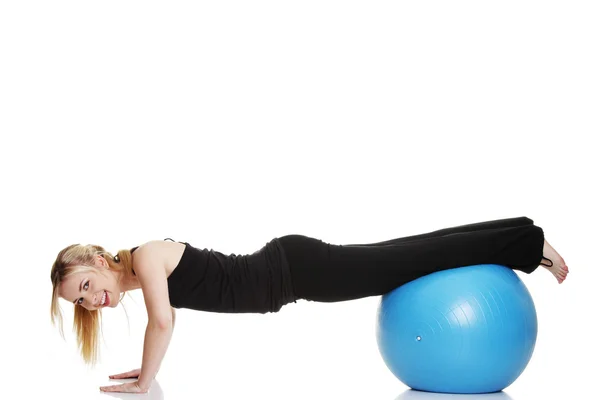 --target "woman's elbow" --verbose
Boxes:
[149,317,173,330]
